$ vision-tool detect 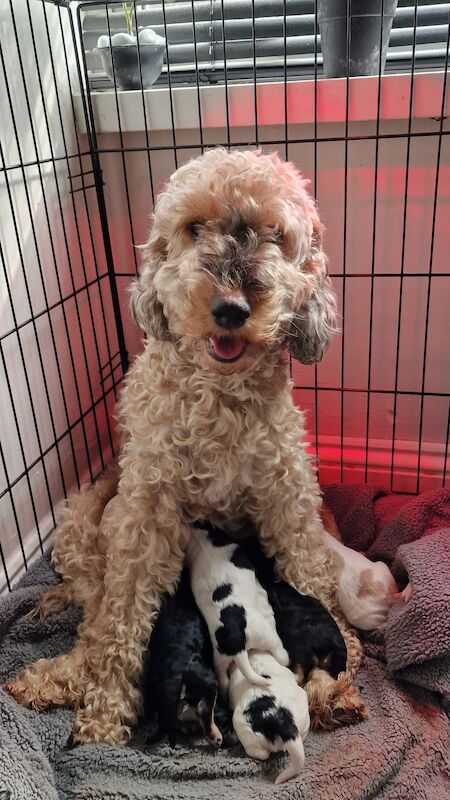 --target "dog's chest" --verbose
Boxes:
[136,373,290,512]
[174,401,265,507]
